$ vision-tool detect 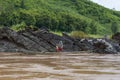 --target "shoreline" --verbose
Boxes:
[0,51,119,56]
